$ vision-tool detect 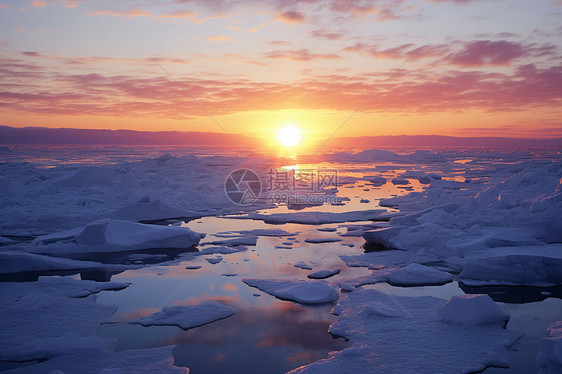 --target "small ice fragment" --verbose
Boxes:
[391,178,409,185]
[205,256,223,265]
[304,238,343,244]
[308,268,341,279]
[369,176,387,186]
[294,261,313,270]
